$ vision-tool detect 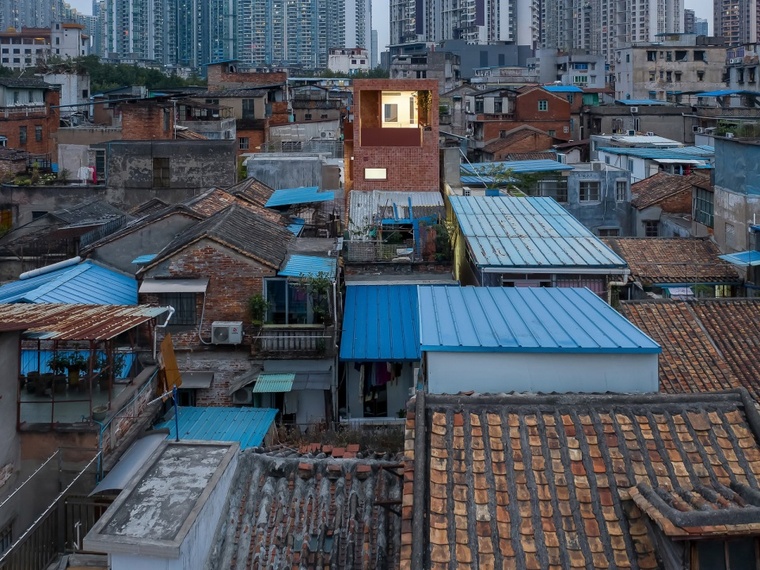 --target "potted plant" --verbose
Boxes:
[248,293,269,325]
